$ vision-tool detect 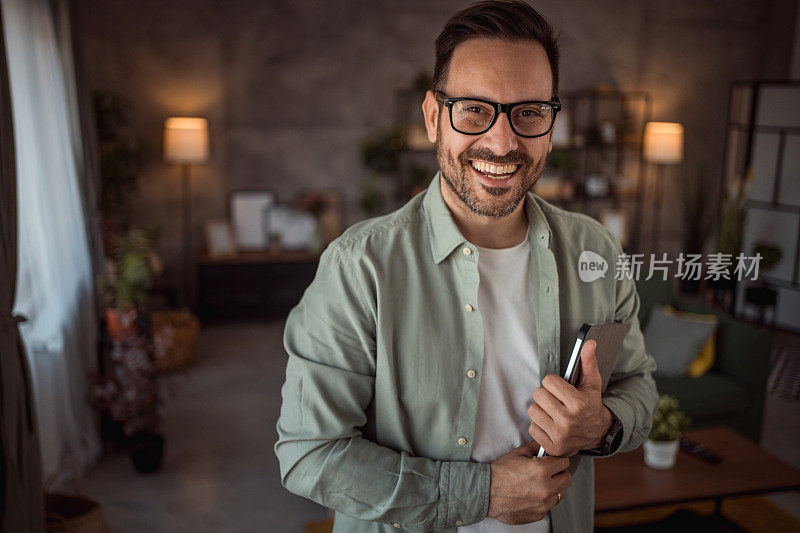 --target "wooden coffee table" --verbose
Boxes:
[595,426,800,523]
